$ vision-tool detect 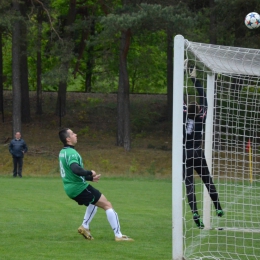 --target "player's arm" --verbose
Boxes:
[190,73,208,123]
[70,163,94,181]
[191,77,207,110]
